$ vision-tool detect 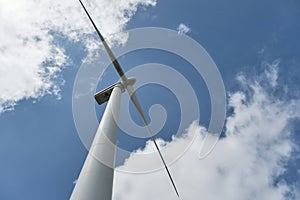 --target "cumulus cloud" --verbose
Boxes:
[112,63,300,199]
[0,0,156,113]
[177,23,190,35]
